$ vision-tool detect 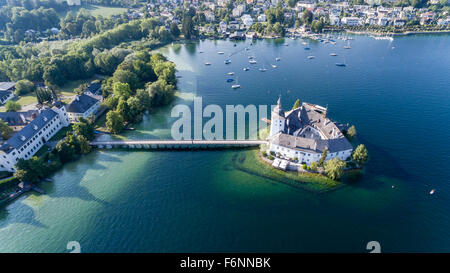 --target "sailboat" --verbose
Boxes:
[335,57,346,67]
[344,41,351,49]
[307,56,315,59]
[249,59,257,64]
[275,57,281,61]
[224,59,231,64]
[330,53,338,56]
[232,76,241,89]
